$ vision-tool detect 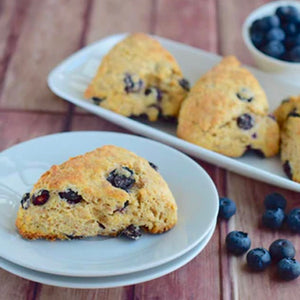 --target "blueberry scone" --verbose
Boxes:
[274,95,300,182]
[16,145,177,240]
[177,56,279,157]
[84,33,189,121]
